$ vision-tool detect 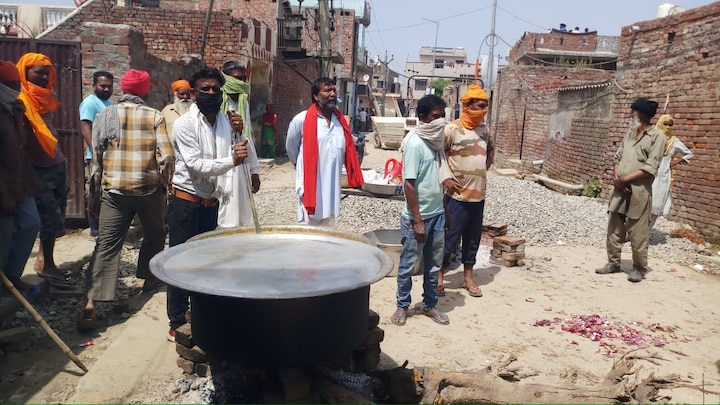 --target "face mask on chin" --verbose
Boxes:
[196,92,222,114]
